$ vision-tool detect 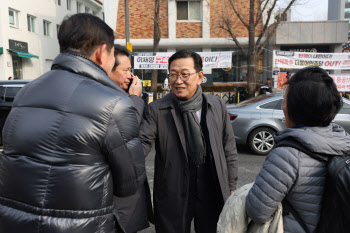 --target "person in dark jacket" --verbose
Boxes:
[140,50,238,233]
[0,14,146,233]
[110,44,153,233]
[245,66,350,233]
